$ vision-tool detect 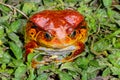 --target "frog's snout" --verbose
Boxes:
[50,37,72,47]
